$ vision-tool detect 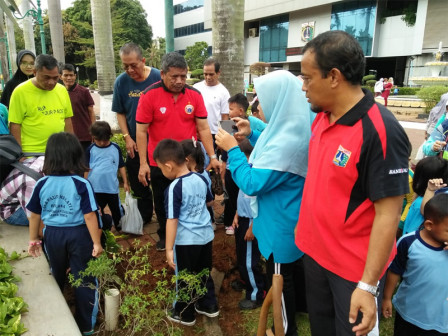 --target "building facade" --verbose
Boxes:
[173,0,448,86]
